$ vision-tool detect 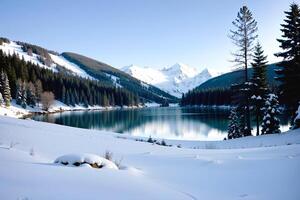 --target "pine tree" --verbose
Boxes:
[20,81,27,108]
[227,107,242,139]
[275,3,300,117]
[34,79,43,103]
[229,6,258,136]
[261,94,281,134]
[26,82,36,107]
[15,79,23,105]
[250,43,268,136]
[1,71,11,106]
[0,92,3,105]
